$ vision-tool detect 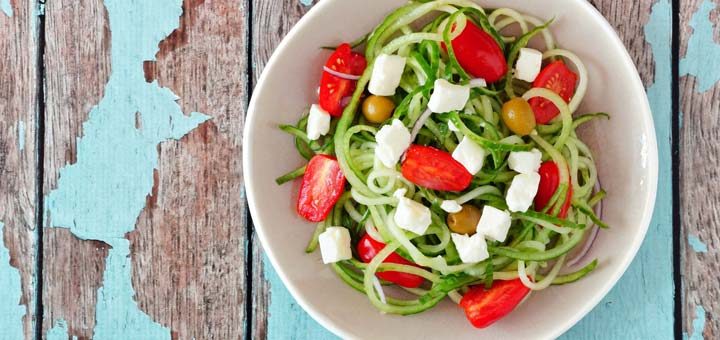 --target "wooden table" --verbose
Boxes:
[0,0,716,338]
